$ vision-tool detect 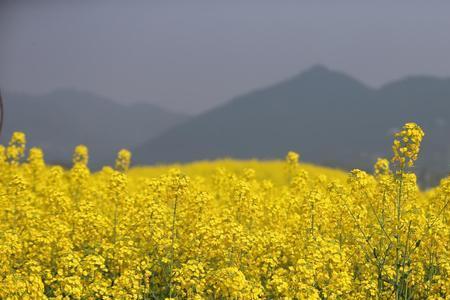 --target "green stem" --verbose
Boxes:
[168,195,178,298]
[395,170,404,300]
[111,194,119,286]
